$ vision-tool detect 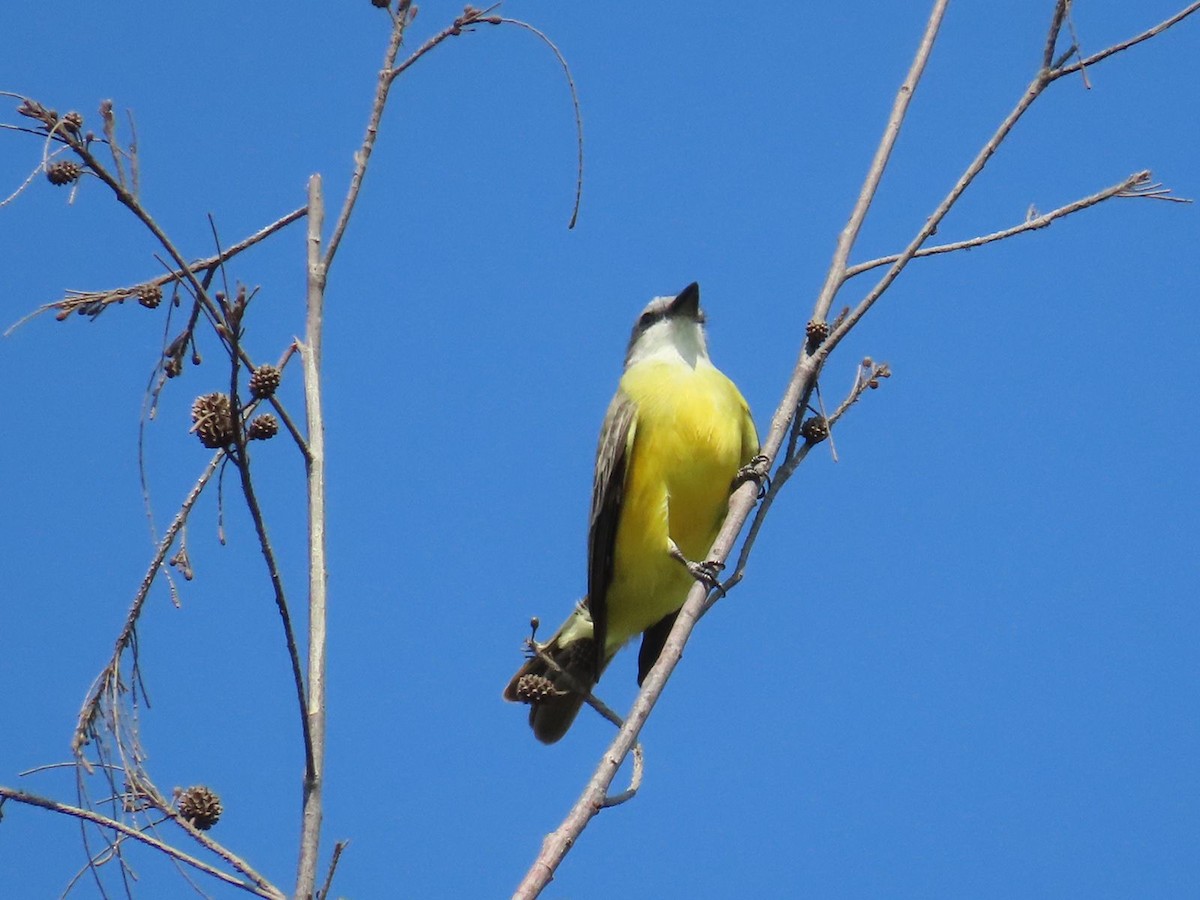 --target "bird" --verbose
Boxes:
[504,282,760,743]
